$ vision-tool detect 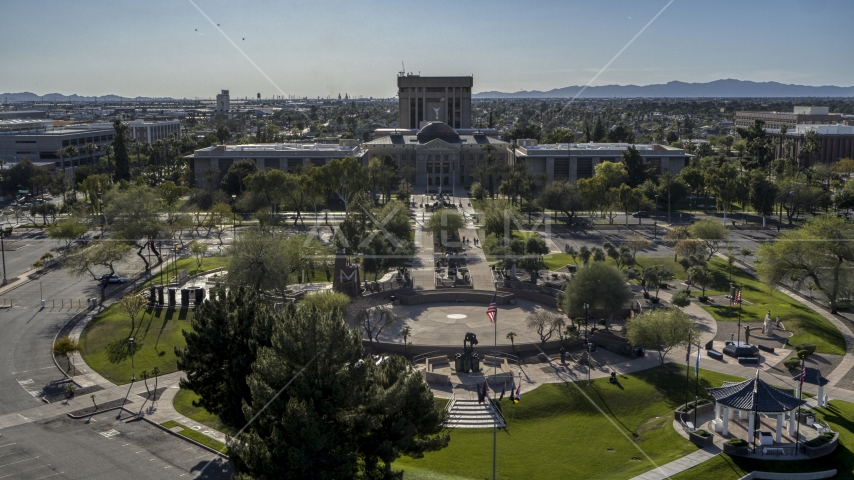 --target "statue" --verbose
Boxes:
[455,332,481,373]
[434,107,440,120]
[763,311,773,335]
